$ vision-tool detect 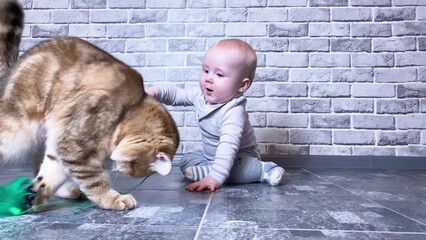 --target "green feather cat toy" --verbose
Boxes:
[0,176,34,217]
